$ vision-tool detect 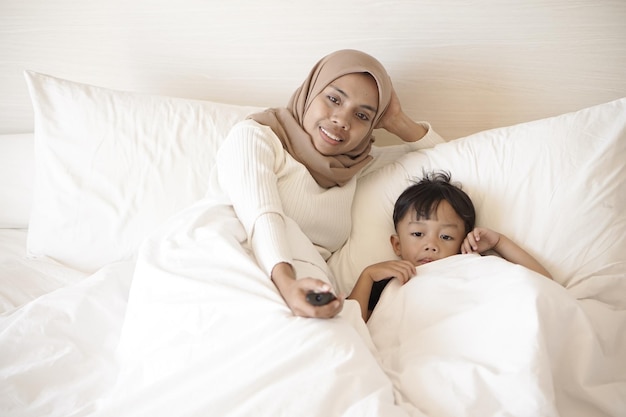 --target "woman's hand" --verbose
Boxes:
[271,263,343,318]
[375,88,403,131]
[375,87,427,142]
